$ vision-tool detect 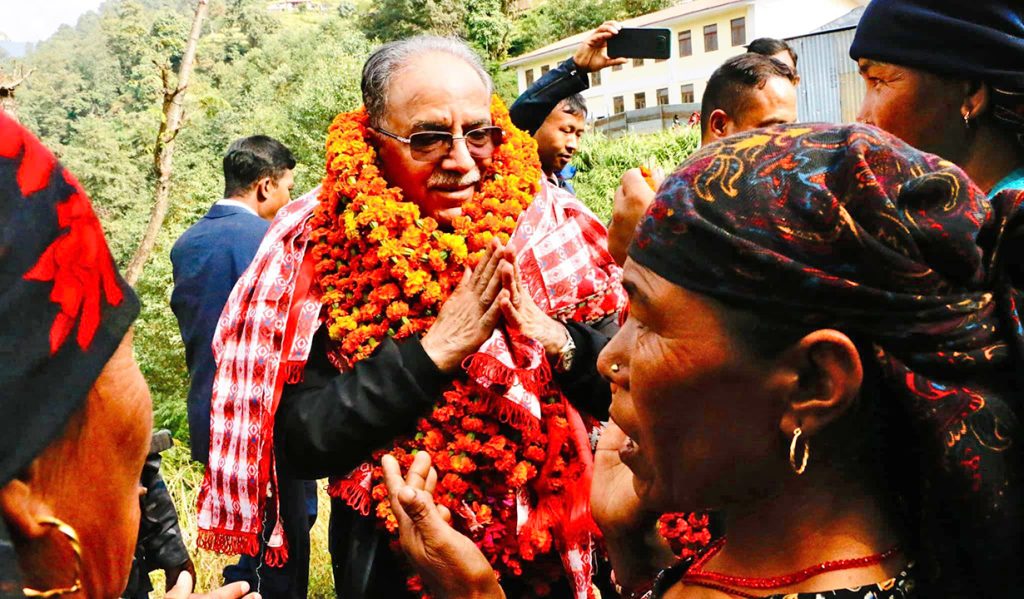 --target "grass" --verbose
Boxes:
[571,126,701,221]
[149,444,336,596]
